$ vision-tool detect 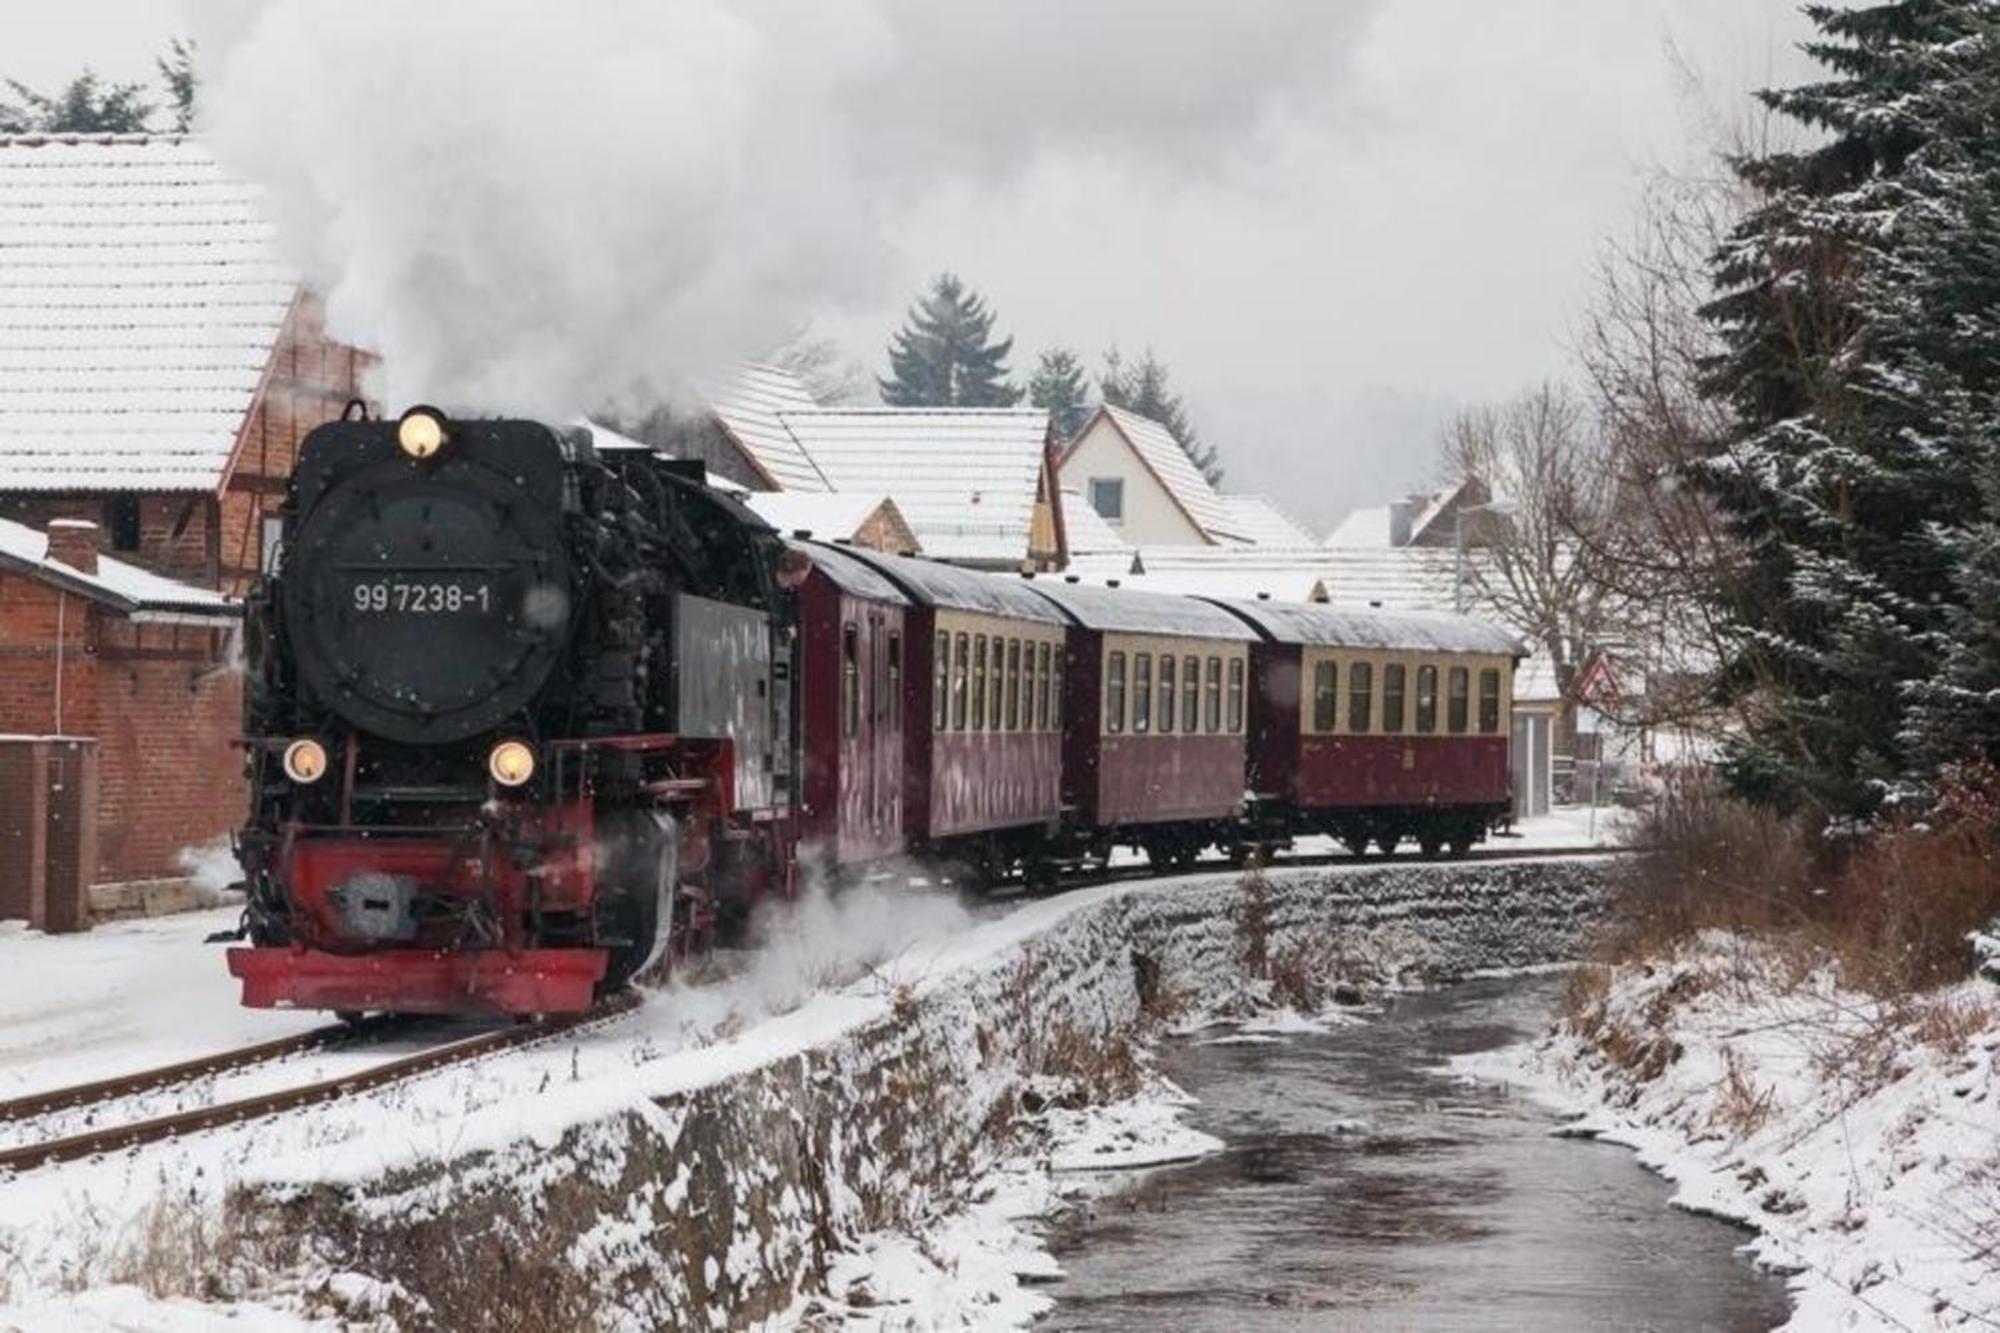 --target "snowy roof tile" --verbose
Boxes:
[1215,494,1317,546]
[779,409,1051,565]
[0,134,298,493]
[704,363,831,492]
[1324,505,1394,548]
[744,491,911,547]
[1091,405,1236,541]
[0,515,236,616]
[1065,544,1471,614]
